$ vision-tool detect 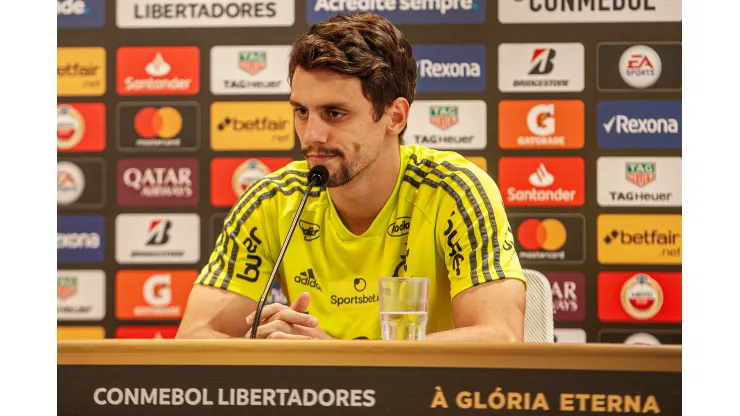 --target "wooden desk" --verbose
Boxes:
[58,340,681,415]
